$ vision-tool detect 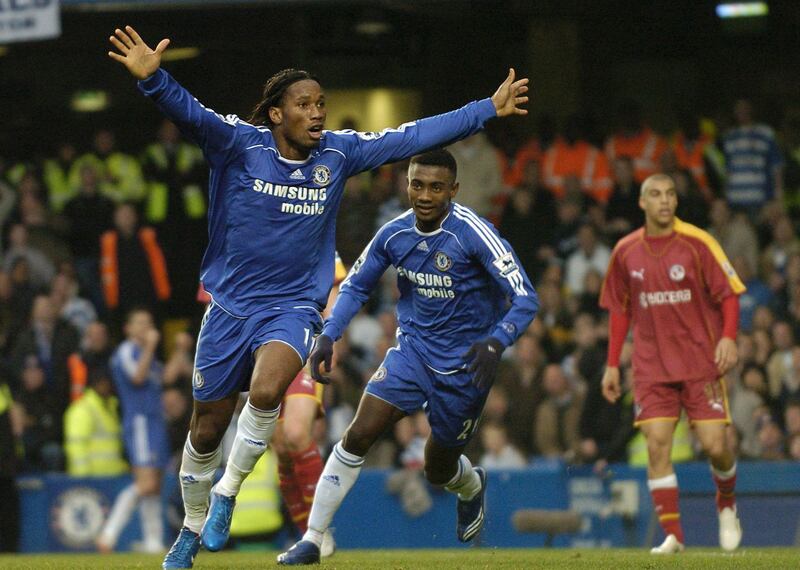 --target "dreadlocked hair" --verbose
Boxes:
[248,69,319,127]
